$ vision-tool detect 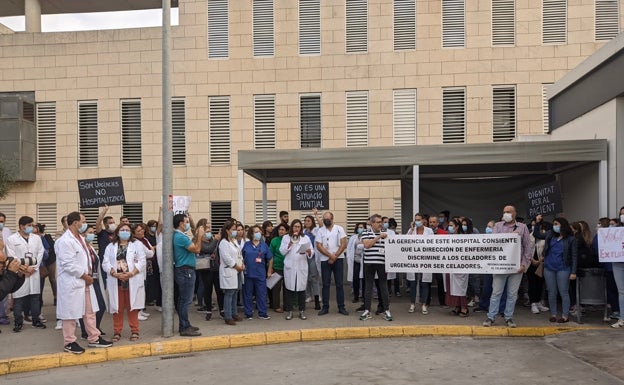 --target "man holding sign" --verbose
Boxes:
[483,205,533,328]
